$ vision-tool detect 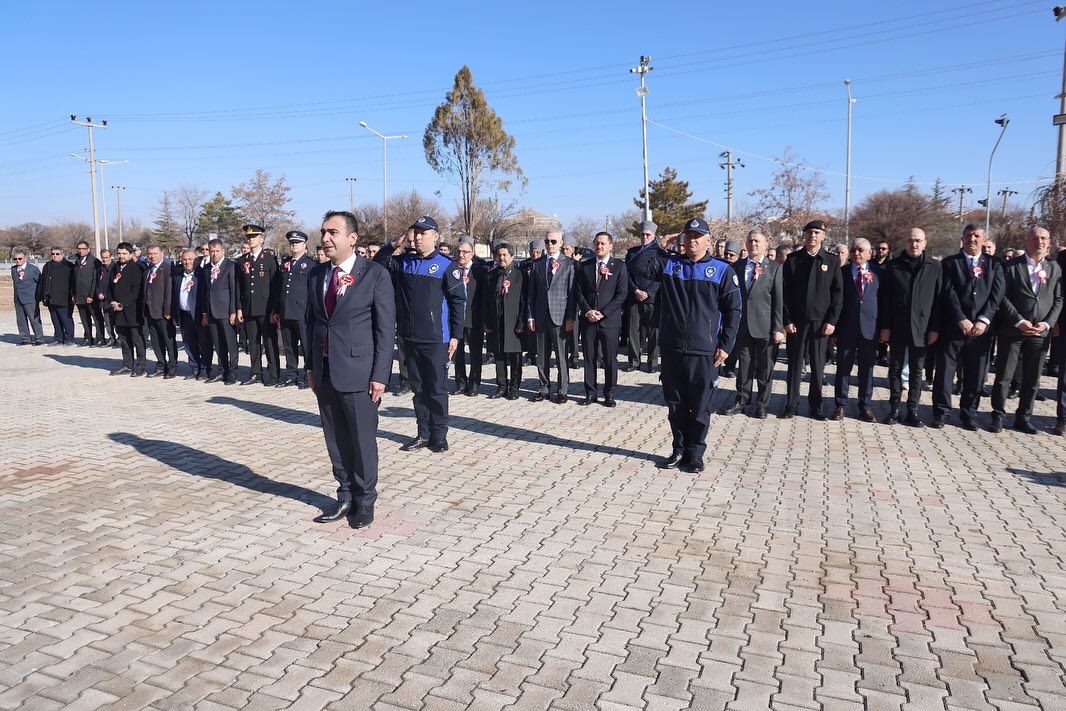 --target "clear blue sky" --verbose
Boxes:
[2,0,1060,235]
